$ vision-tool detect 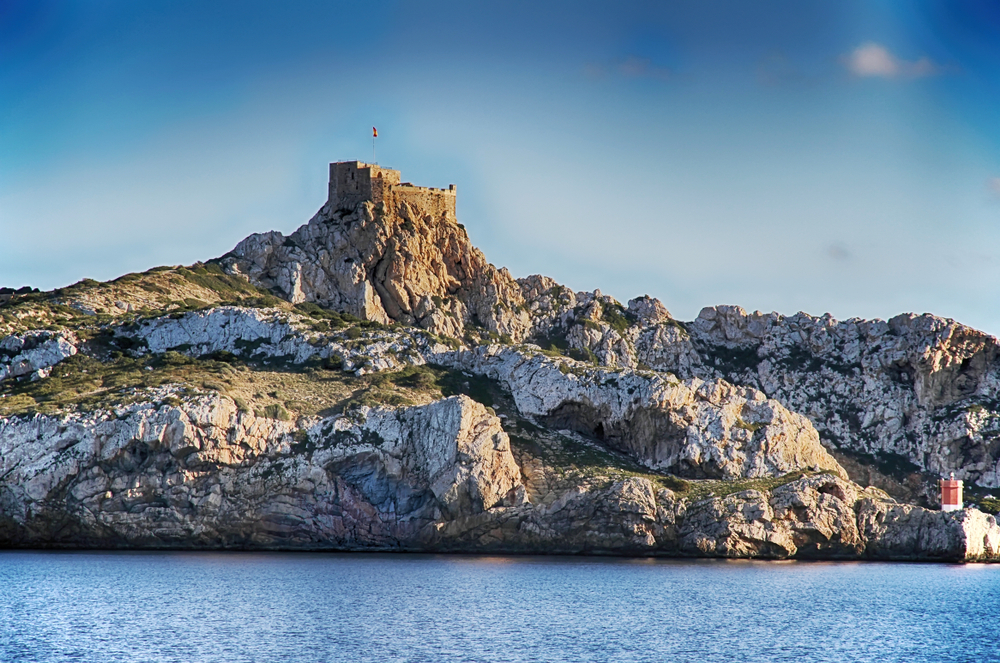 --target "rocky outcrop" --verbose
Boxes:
[222,195,530,341]
[652,306,1000,493]
[107,306,851,483]
[440,345,846,481]
[662,474,1000,561]
[857,497,1000,561]
[0,330,78,382]
[112,306,451,375]
[2,391,996,560]
[523,292,1000,498]
[0,391,522,548]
